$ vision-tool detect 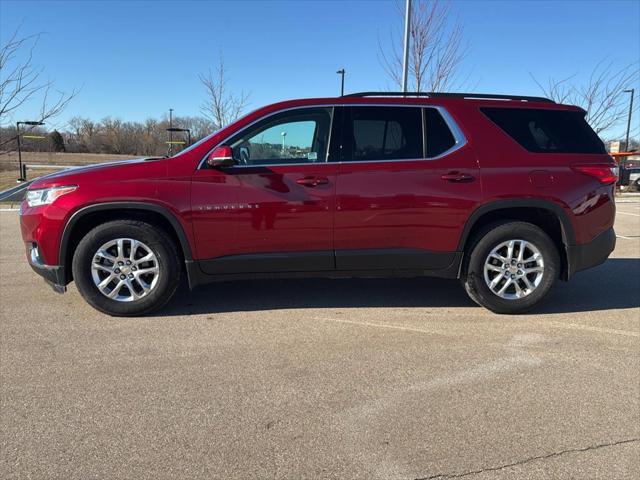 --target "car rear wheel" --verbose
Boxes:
[72,220,181,316]
[461,221,559,314]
